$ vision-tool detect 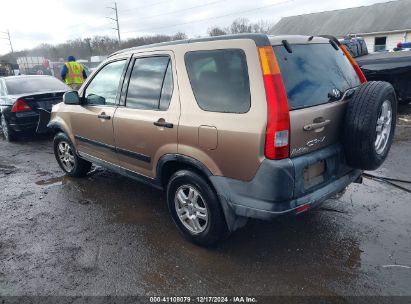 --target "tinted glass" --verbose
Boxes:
[159,63,173,110]
[274,43,361,110]
[126,56,170,110]
[5,76,69,95]
[85,60,126,106]
[185,49,250,113]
